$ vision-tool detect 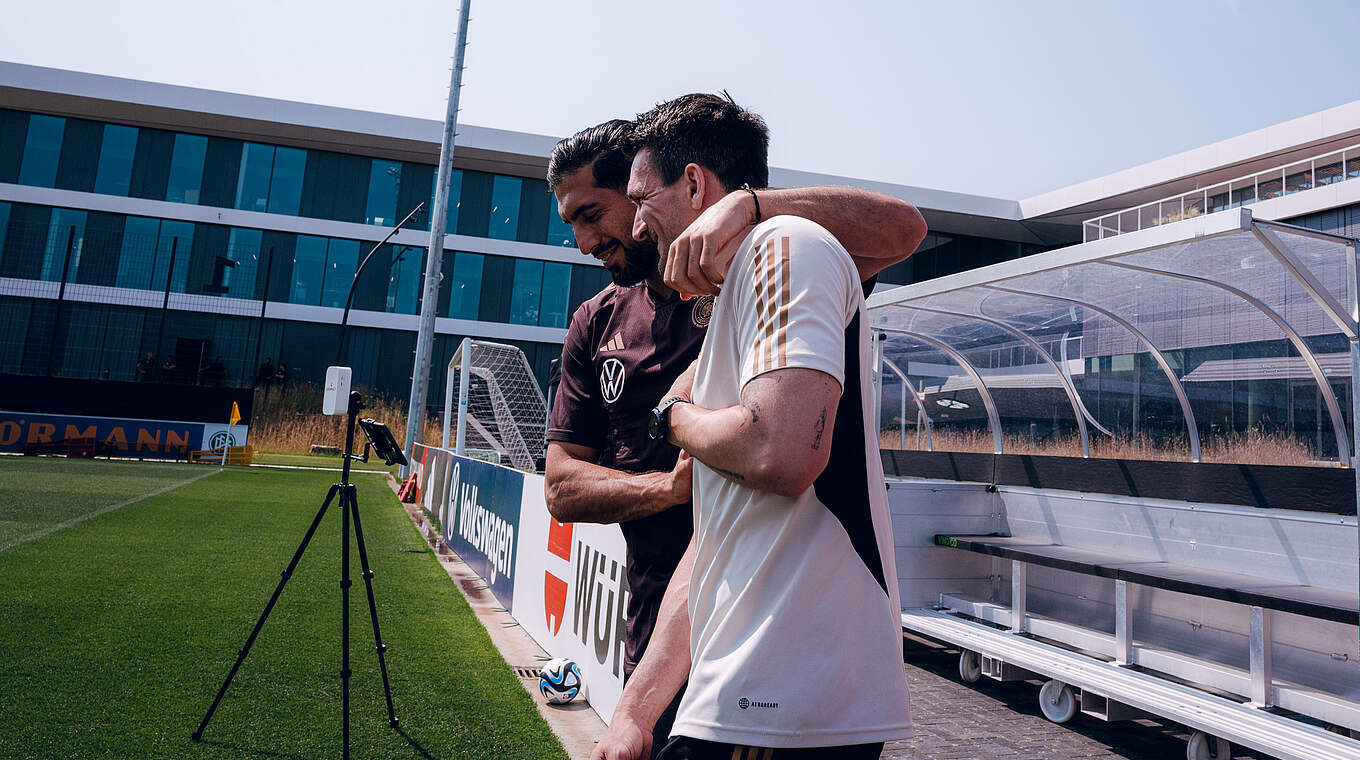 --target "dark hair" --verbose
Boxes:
[625,93,769,192]
[547,119,633,192]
